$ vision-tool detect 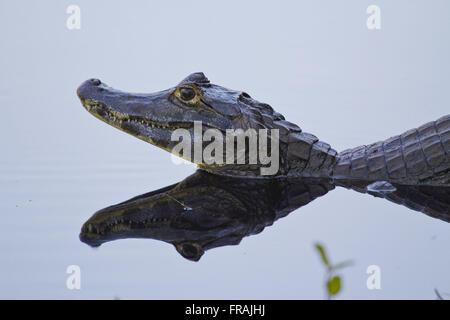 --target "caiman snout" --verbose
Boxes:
[76,78,103,101]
